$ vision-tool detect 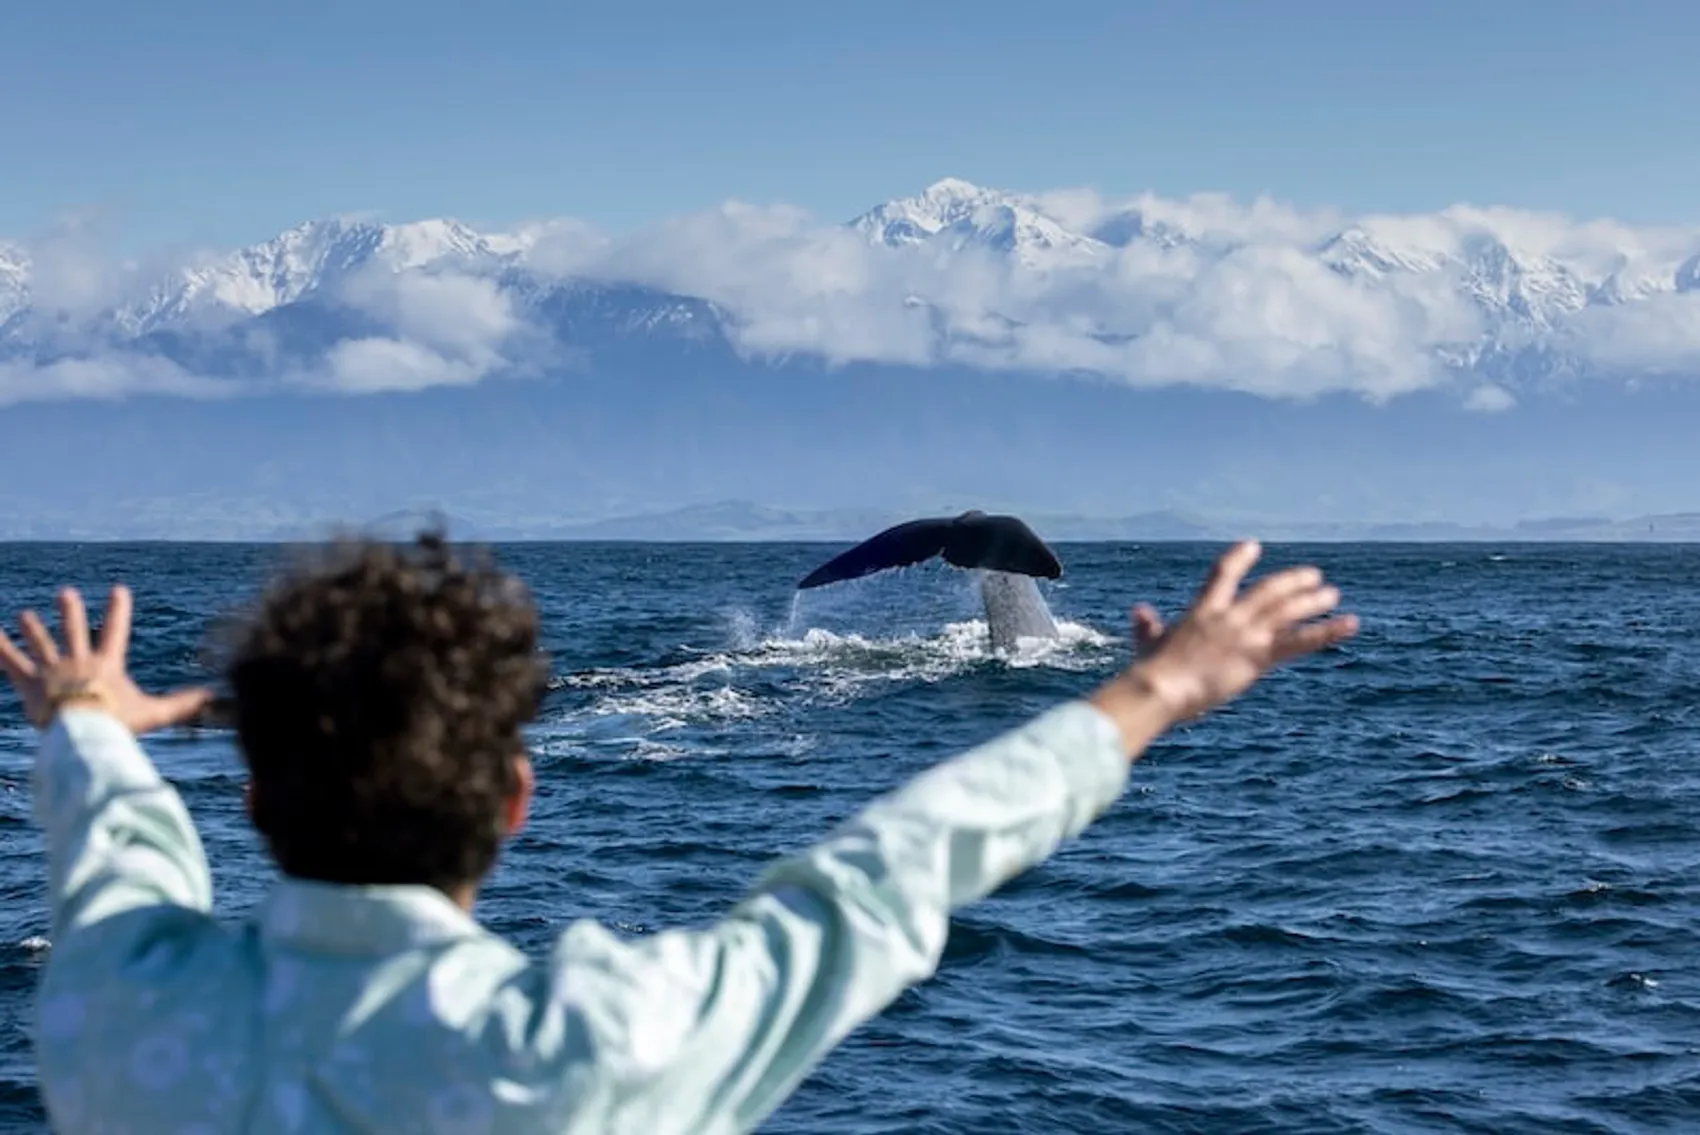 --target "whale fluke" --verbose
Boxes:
[797,511,1062,590]
[796,511,1065,652]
